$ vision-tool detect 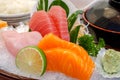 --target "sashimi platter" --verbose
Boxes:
[0,0,120,80]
